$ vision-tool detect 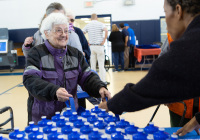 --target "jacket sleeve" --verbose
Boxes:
[107,40,200,114]
[23,47,60,101]
[77,51,106,98]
